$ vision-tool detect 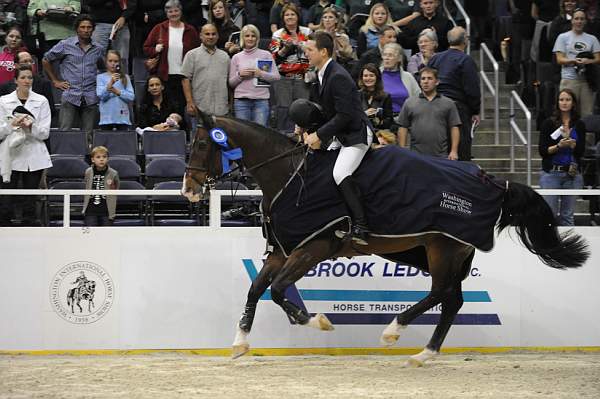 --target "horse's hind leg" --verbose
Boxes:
[232,249,286,359]
[270,239,338,331]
